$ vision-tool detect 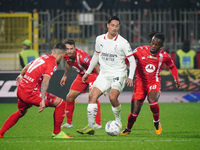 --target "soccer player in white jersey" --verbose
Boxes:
[77,16,136,135]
